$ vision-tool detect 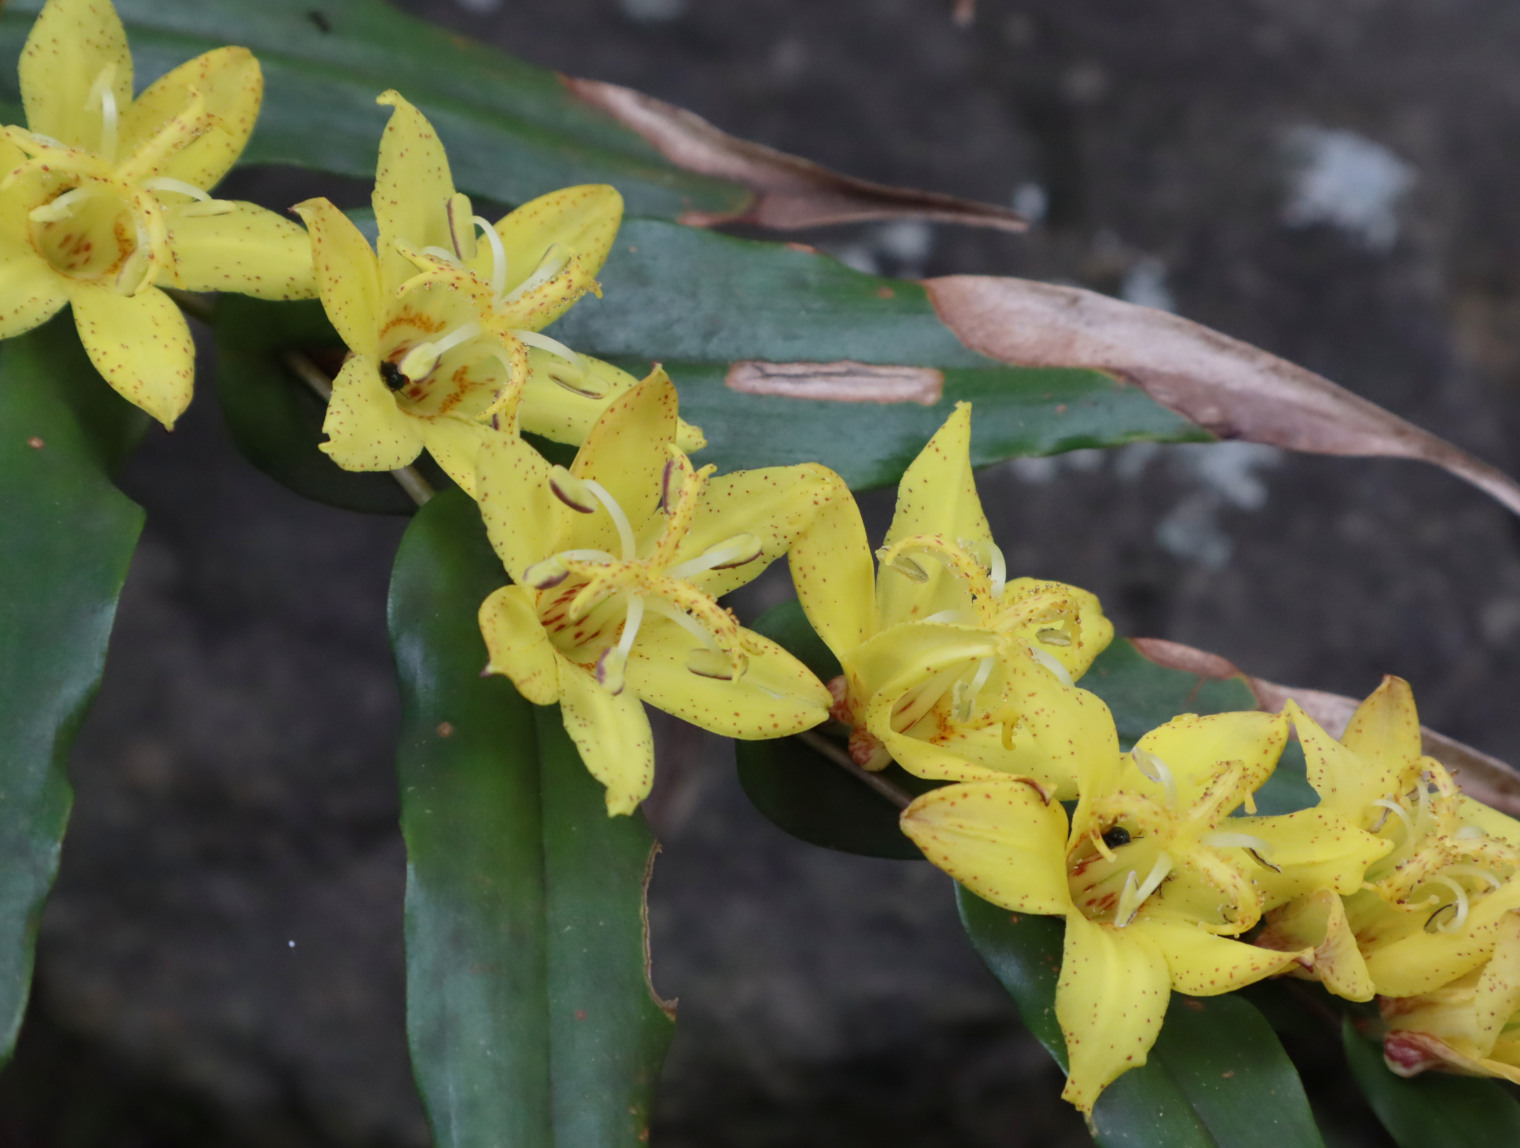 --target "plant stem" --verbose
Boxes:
[796,729,913,810]
[282,351,435,507]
